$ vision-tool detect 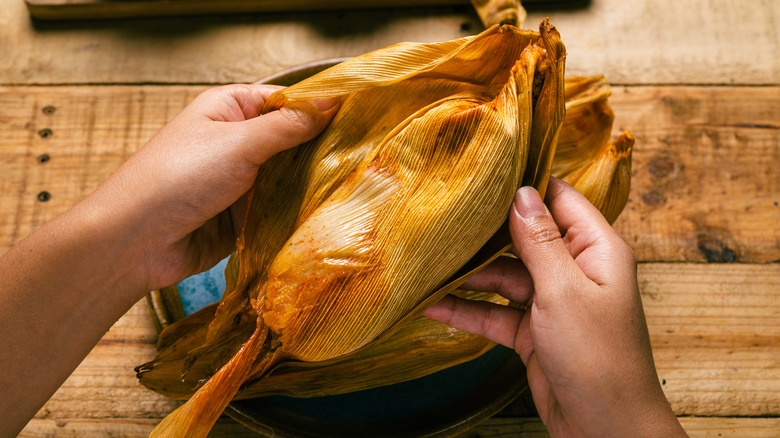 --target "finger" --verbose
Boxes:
[525,351,553,424]
[423,294,523,349]
[461,256,534,304]
[234,84,285,120]
[545,177,636,287]
[237,97,341,166]
[510,186,582,308]
[182,84,283,122]
[544,177,619,260]
[514,307,534,364]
